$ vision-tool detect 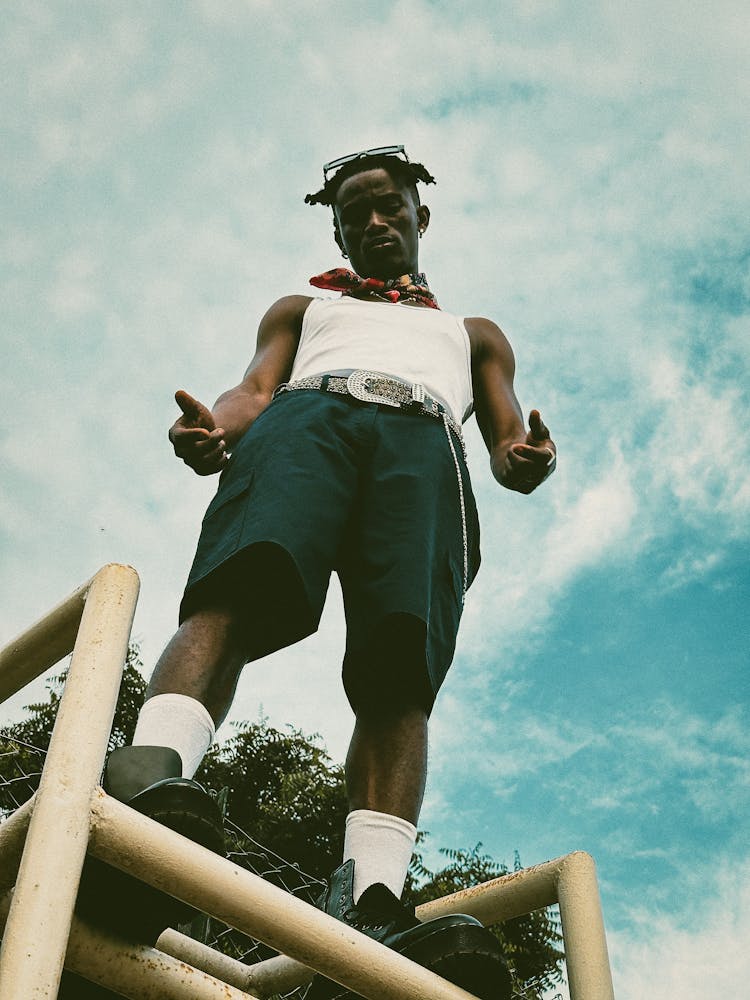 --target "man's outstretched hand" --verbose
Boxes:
[169,390,228,476]
[502,410,557,494]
